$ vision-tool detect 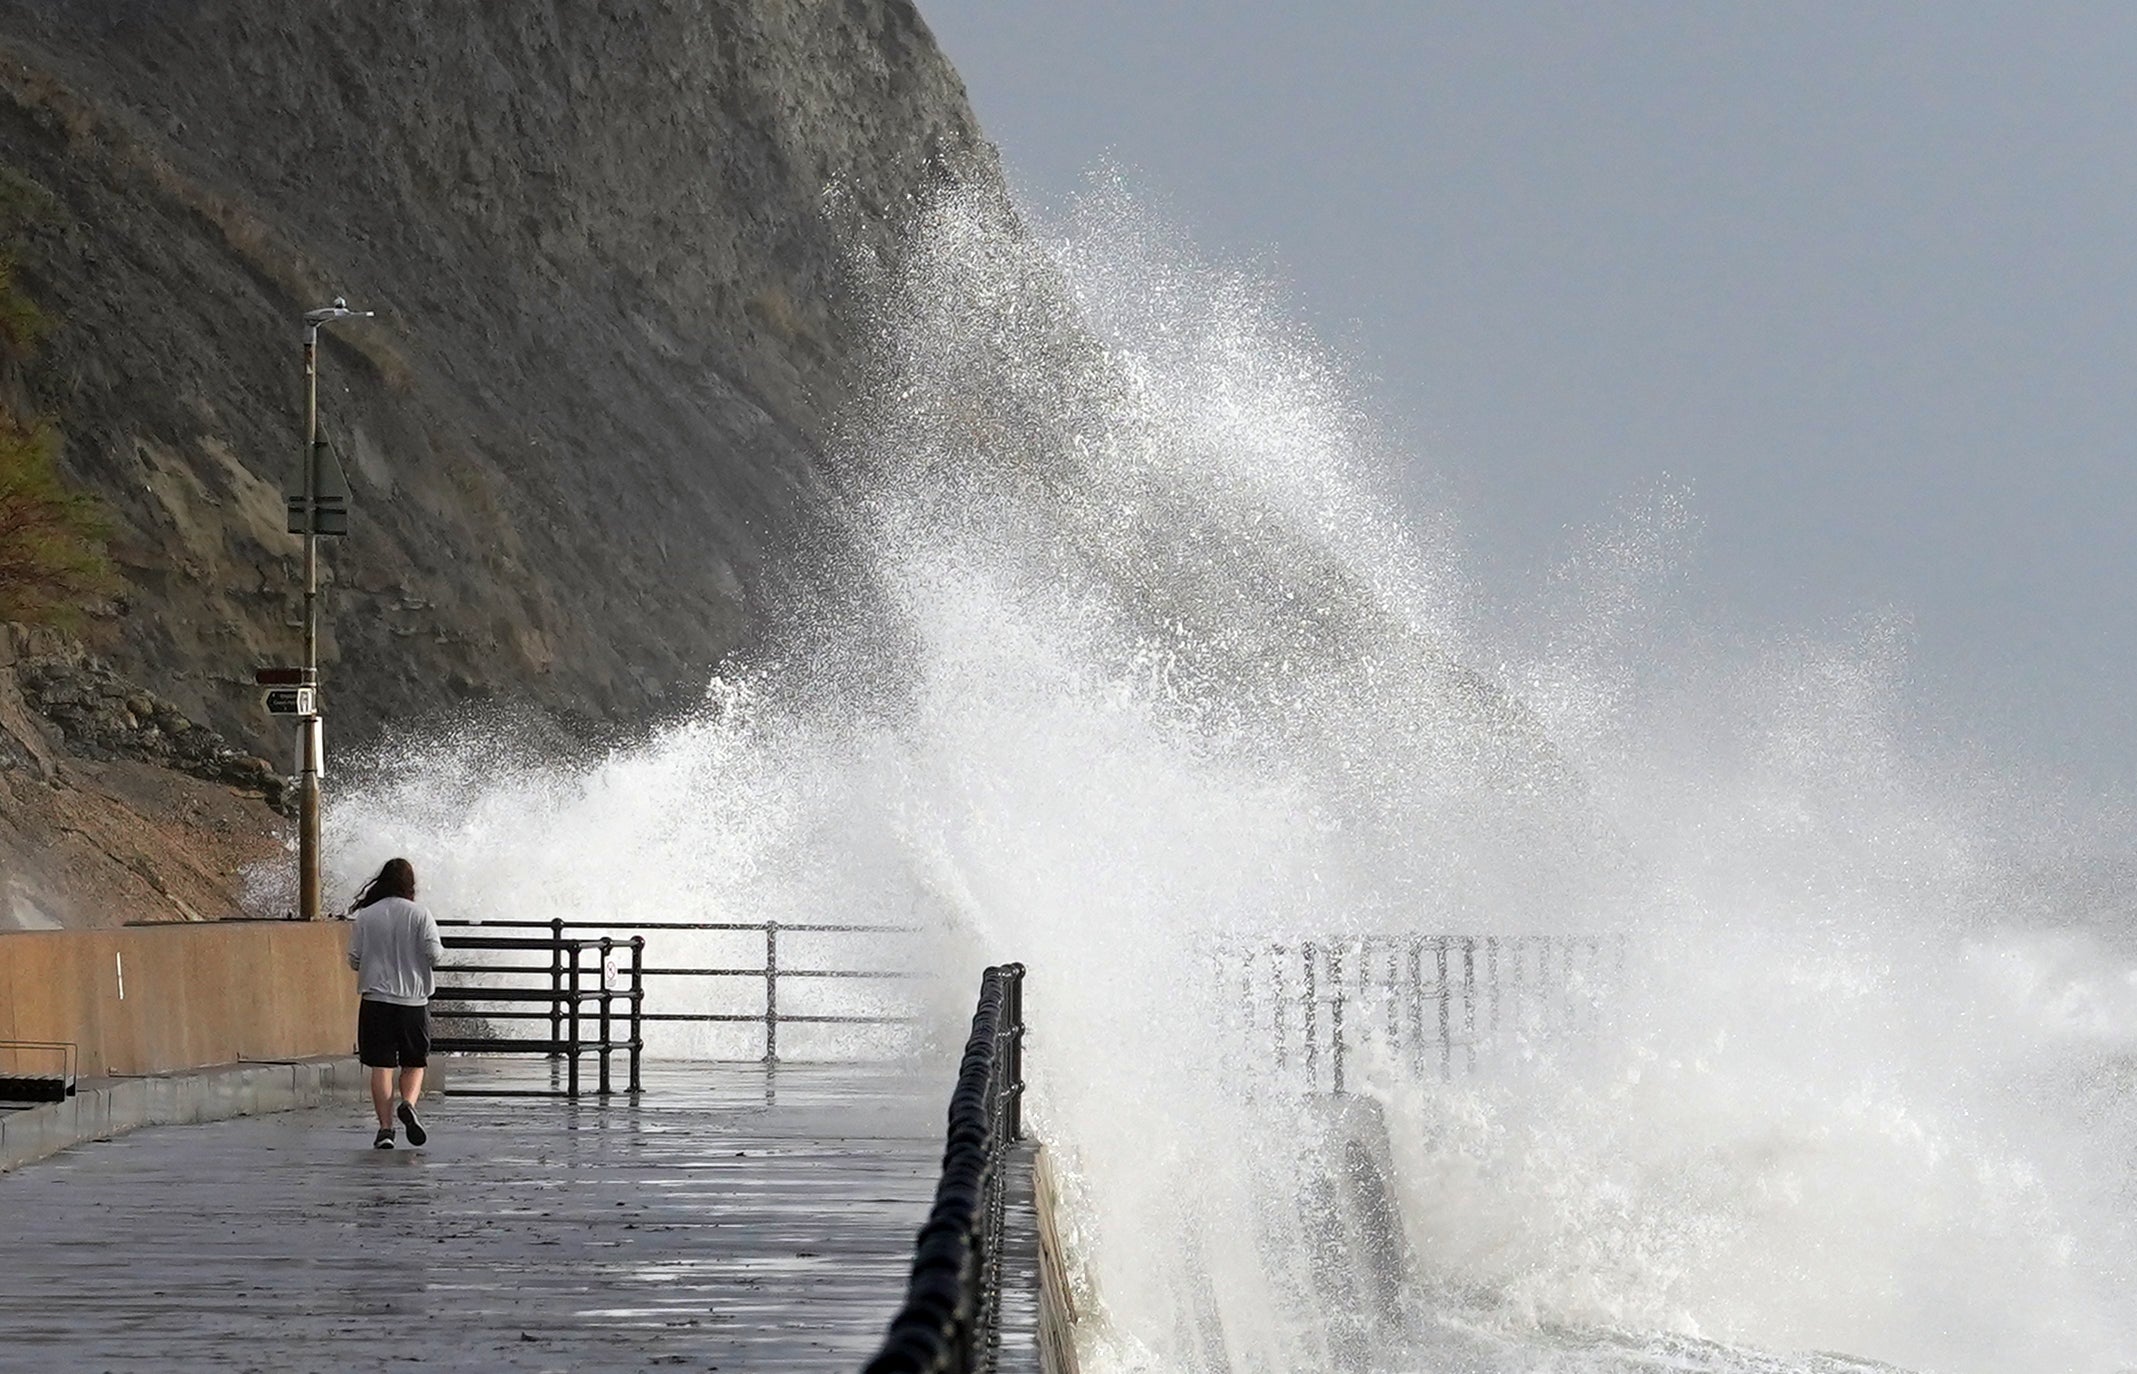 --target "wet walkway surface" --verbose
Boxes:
[0,1060,946,1372]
